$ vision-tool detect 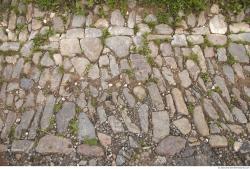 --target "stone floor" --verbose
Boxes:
[0,0,250,166]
